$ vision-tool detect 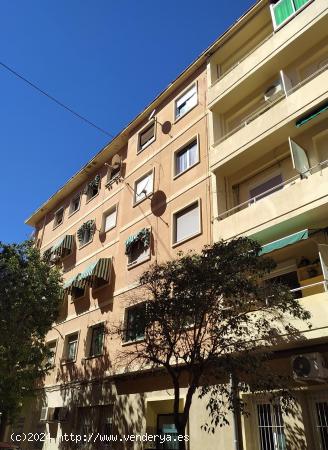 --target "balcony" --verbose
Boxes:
[259,231,328,340]
[208,0,328,109]
[210,63,328,172]
[213,159,328,242]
